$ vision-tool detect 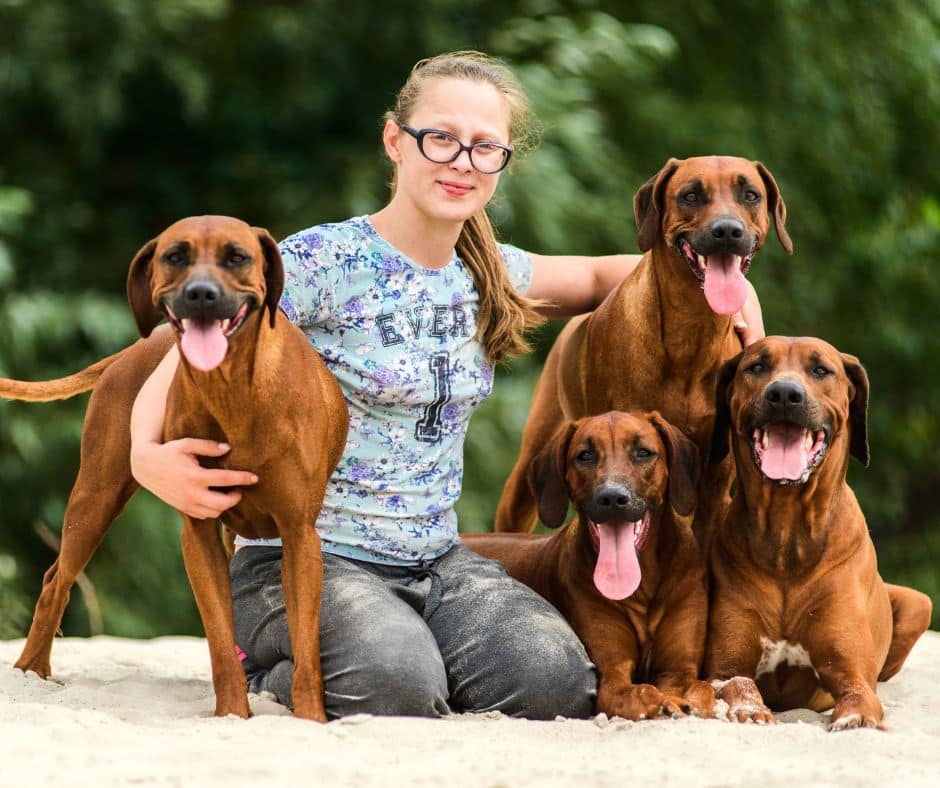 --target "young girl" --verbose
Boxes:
[130,51,762,720]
